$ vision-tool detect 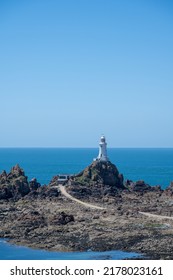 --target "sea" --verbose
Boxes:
[0,239,140,260]
[0,148,173,188]
[0,148,173,260]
